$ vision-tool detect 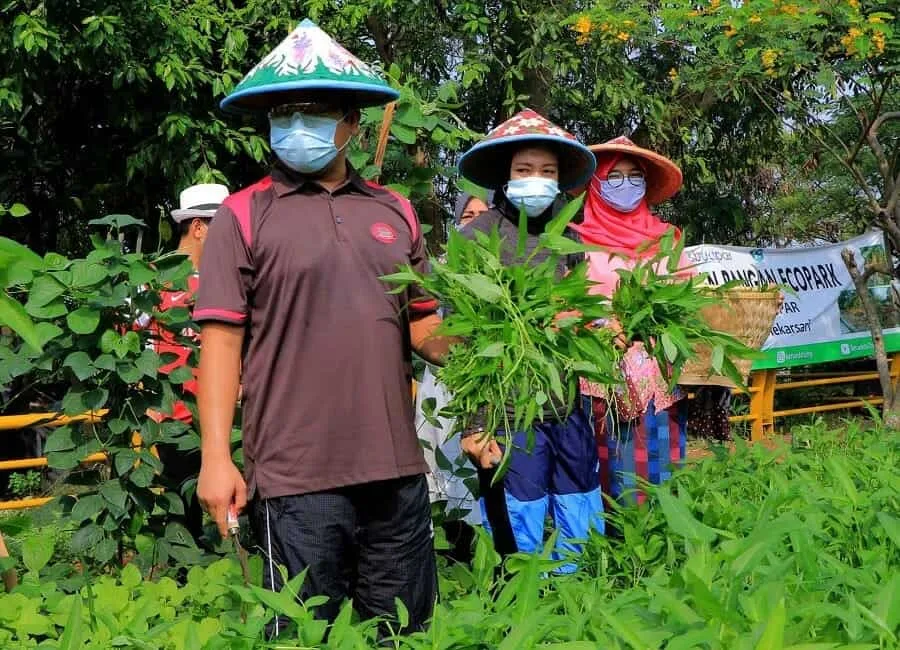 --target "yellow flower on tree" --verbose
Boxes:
[724,25,738,37]
[761,49,778,68]
[872,31,886,54]
[841,27,863,55]
[780,4,801,16]
[573,16,593,45]
[710,0,721,9]
[617,31,630,41]
[848,0,859,8]
[668,67,678,80]
[750,14,762,23]
[573,16,592,35]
